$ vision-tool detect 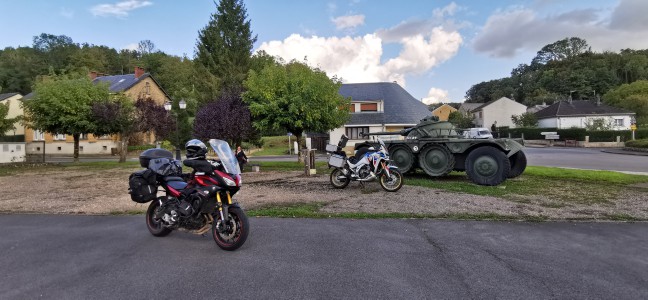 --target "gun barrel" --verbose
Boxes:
[361,130,407,137]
